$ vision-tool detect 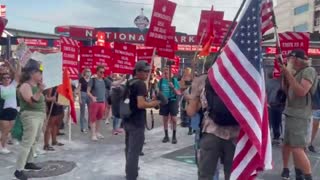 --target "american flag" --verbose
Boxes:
[207,0,273,179]
[261,0,274,35]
